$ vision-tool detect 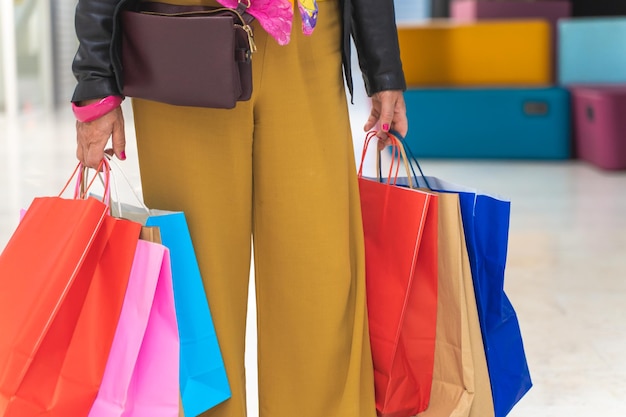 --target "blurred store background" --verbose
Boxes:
[1,0,78,115]
[3,0,626,171]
